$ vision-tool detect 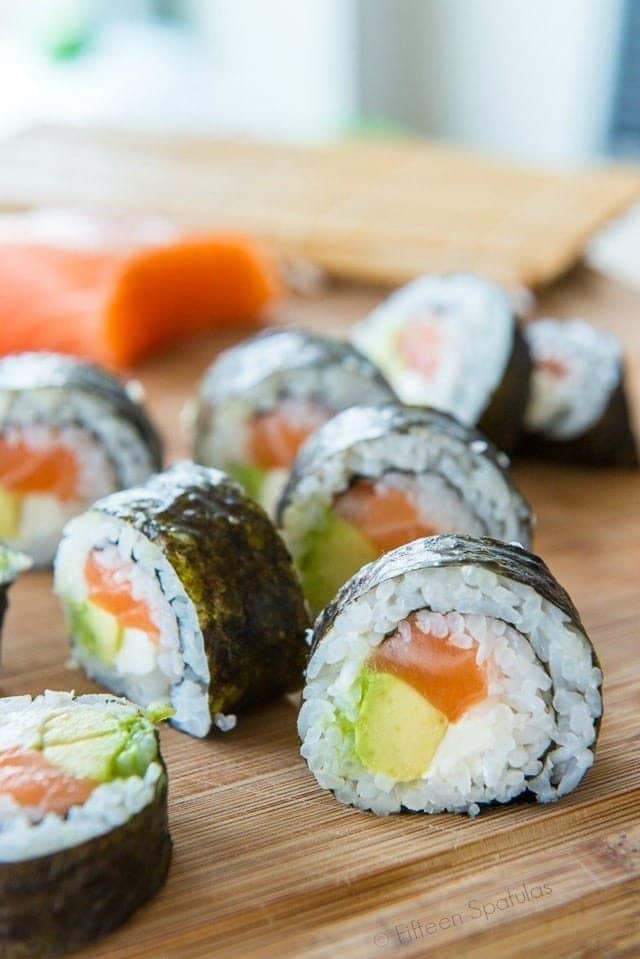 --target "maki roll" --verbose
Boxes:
[54,461,309,737]
[299,535,602,815]
[0,352,163,566]
[521,319,638,467]
[278,404,532,615]
[0,691,171,957]
[191,328,396,513]
[0,544,31,655]
[350,274,531,452]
